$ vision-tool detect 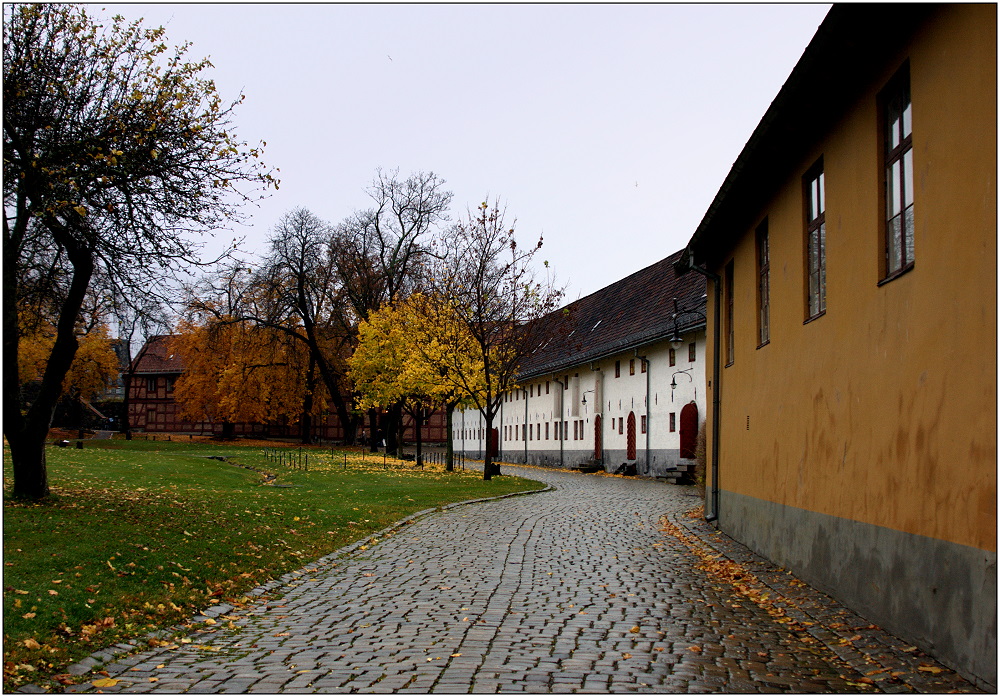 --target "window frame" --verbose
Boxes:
[804,159,826,321]
[880,62,915,283]
[756,218,771,346]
